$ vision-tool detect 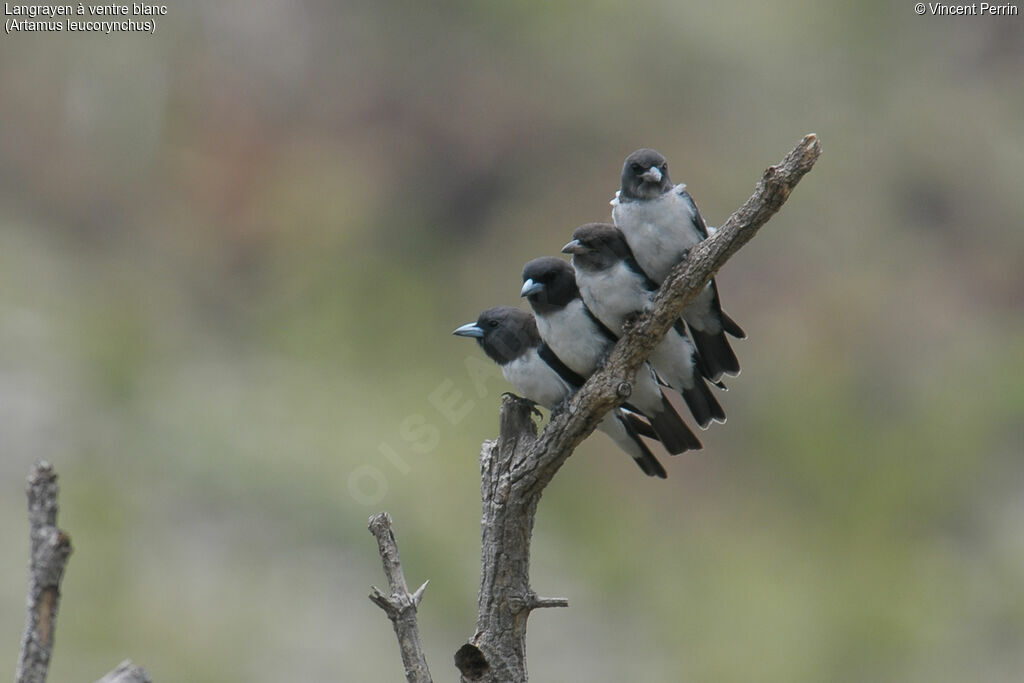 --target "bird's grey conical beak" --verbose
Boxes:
[640,166,662,183]
[452,322,484,338]
[561,239,586,255]
[520,279,544,297]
